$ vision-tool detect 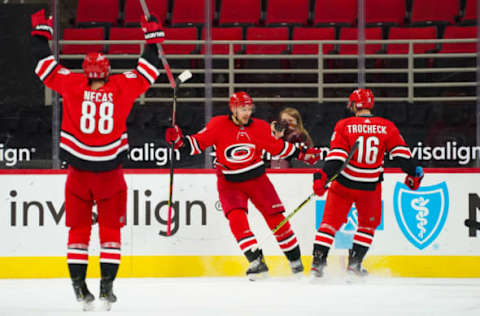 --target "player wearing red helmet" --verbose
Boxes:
[30,10,165,311]
[82,52,111,79]
[229,91,254,110]
[309,88,424,280]
[347,88,374,109]
[228,91,255,126]
[165,91,322,280]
